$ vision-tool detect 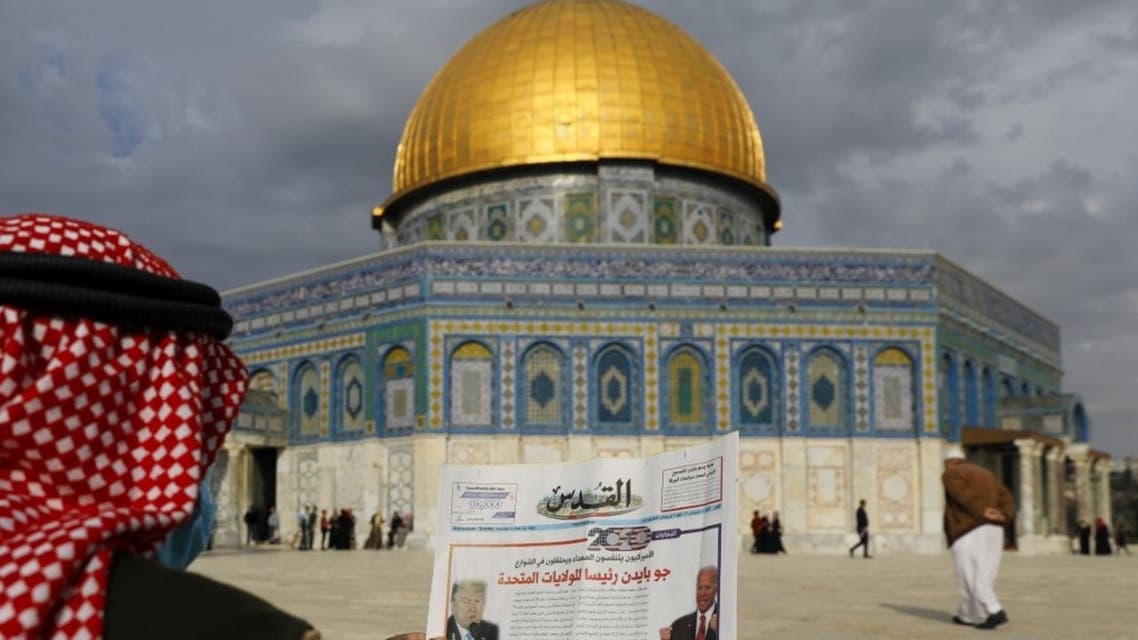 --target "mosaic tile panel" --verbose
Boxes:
[653,196,679,245]
[523,344,565,427]
[564,193,597,243]
[920,340,936,433]
[573,344,588,430]
[876,445,915,531]
[501,338,516,429]
[854,346,870,433]
[387,447,413,516]
[447,206,479,242]
[517,196,558,243]
[874,348,915,431]
[737,214,758,246]
[297,364,320,435]
[666,347,705,427]
[644,327,659,430]
[738,347,775,427]
[320,362,330,437]
[426,213,445,241]
[296,450,319,511]
[384,347,415,430]
[785,346,800,432]
[715,331,730,431]
[596,346,634,426]
[806,349,846,431]
[338,358,365,432]
[682,200,716,245]
[450,342,494,427]
[485,202,513,241]
[607,189,648,243]
[250,370,277,393]
[718,208,736,246]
